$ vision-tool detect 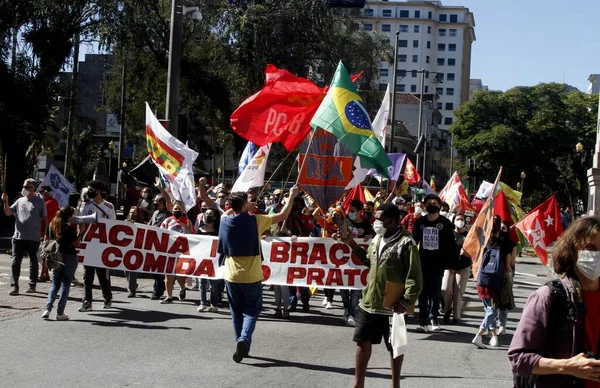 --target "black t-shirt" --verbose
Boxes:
[150,210,171,228]
[58,225,78,255]
[412,215,457,272]
[451,230,471,270]
[350,218,374,238]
